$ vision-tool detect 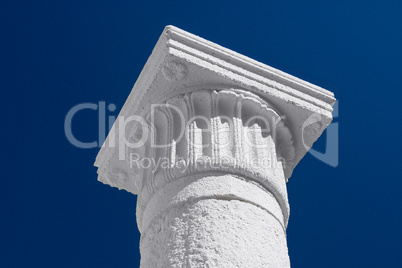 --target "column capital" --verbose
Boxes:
[95,25,336,194]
